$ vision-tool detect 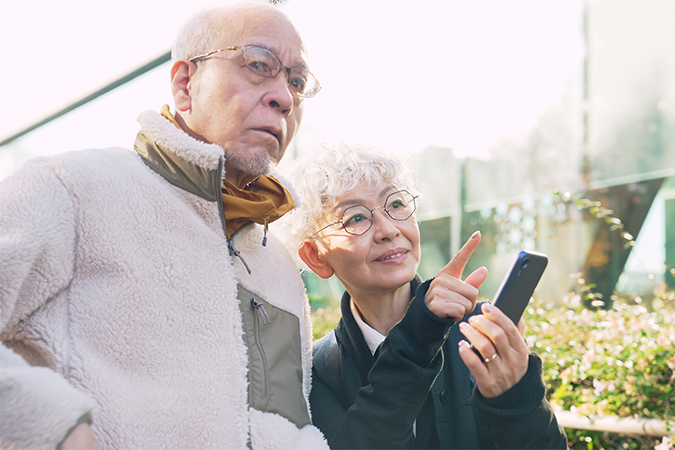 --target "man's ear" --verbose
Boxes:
[171,60,193,113]
[298,241,334,279]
